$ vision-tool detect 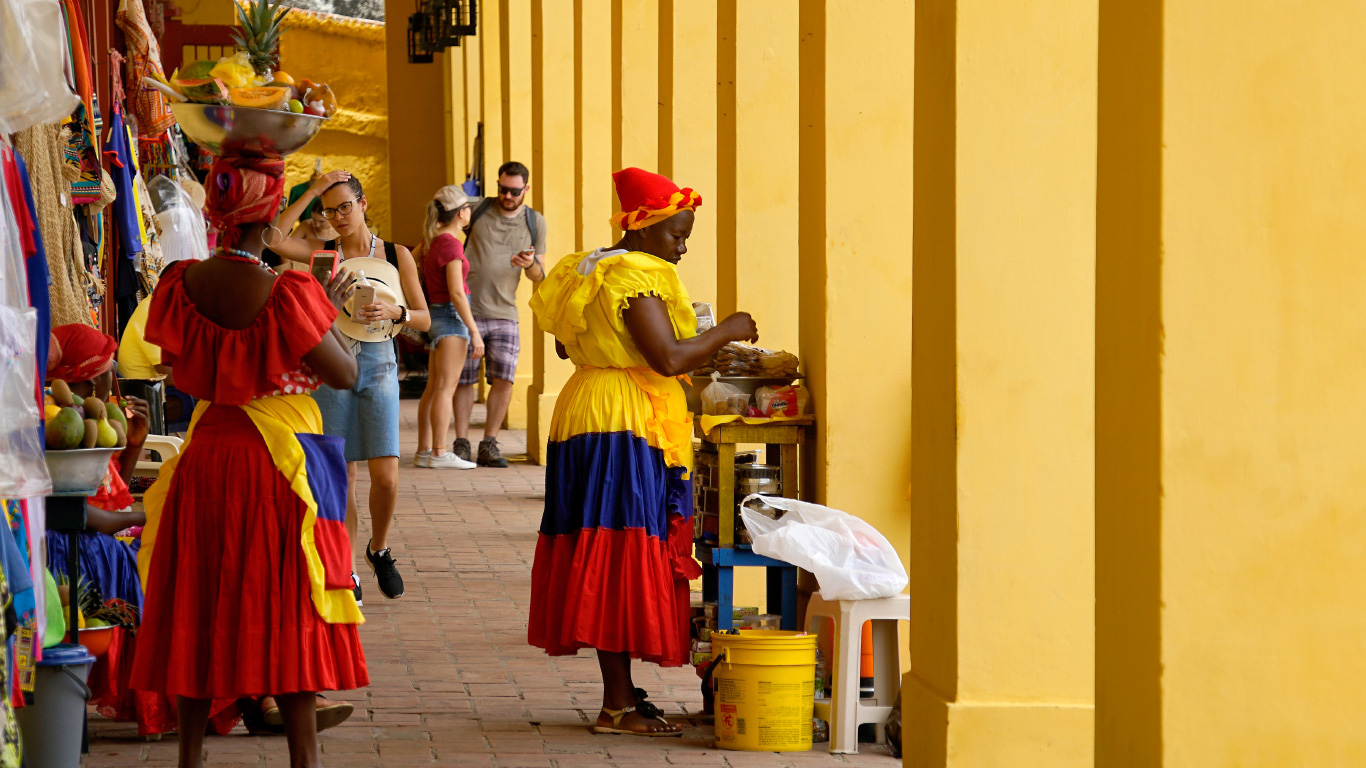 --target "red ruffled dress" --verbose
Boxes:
[130,262,368,699]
